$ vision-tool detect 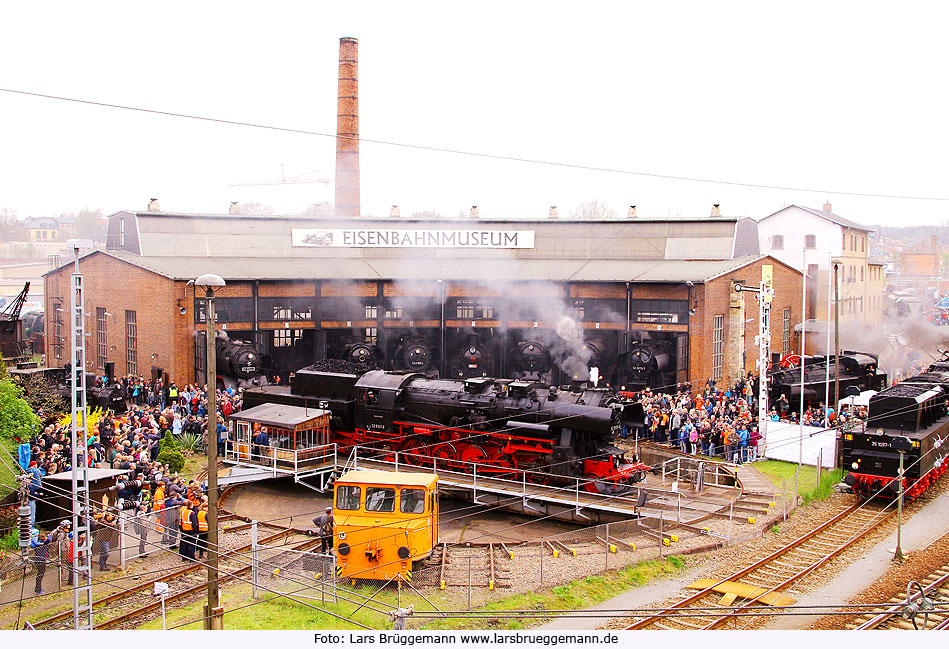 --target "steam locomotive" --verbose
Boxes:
[840,356,949,501]
[614,340,675,392]
[768,351,887,407]
[243,367,652,493]
[9,366,127,414]
[215,337,270,390]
